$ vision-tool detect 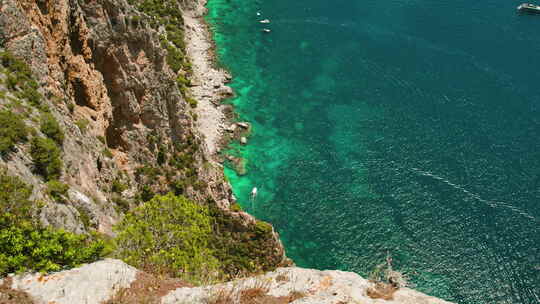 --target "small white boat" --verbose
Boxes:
[517,3,540,13]
[262,28,271,33]
[259,19,270,24]
[251,187,258,200]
